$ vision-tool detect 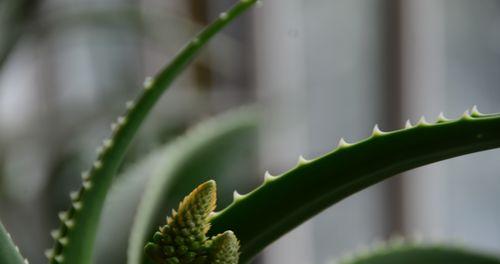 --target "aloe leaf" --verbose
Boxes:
[334,243,500,264]
[127,108,258,264]
[45,1,258,263]
[0,221,27,264]
[209,109,500,263]
[93,150,159,263]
